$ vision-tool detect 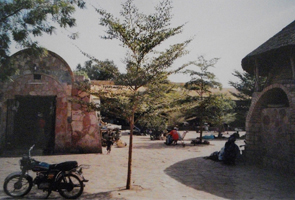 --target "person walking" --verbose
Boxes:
[106,131,114,154]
